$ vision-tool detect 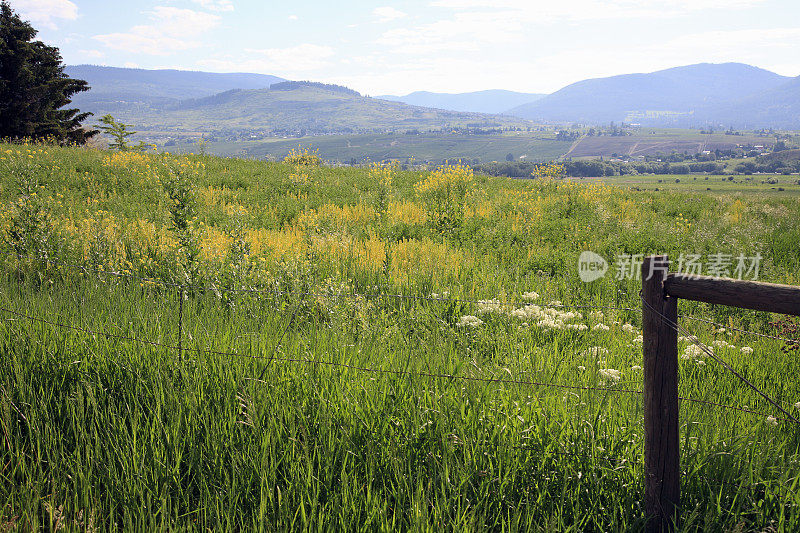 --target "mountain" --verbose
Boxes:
[376,90,545,114]
[701,75,800,129]
[101,81,526,135]
[506,63,791,126]
[66,65,285,115]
